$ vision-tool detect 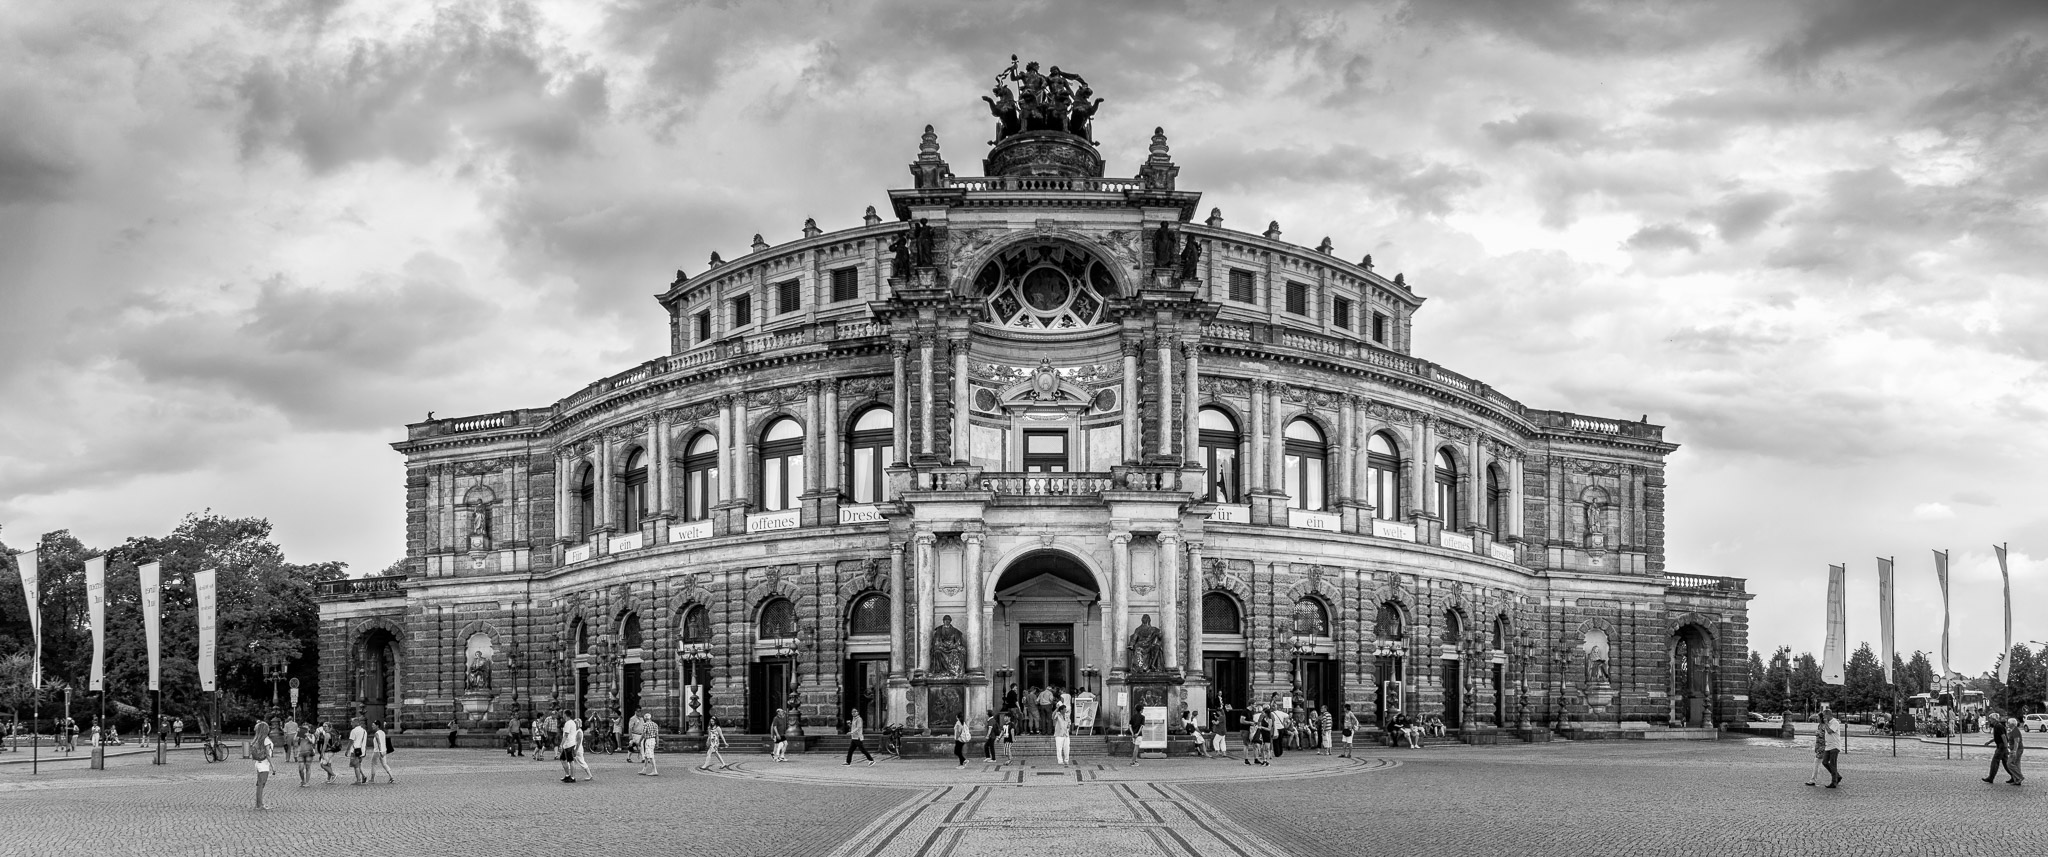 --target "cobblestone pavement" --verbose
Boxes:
[1,738,2038,856]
